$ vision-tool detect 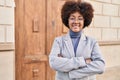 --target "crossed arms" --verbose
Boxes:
[49,38,105,78]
